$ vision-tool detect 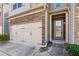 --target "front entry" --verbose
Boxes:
[52,14,66,40]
